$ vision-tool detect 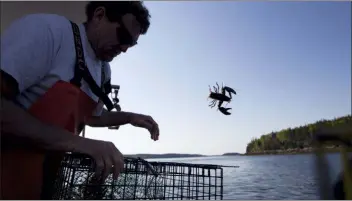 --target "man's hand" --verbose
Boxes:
[129,113,160,141]
[86,111,160,141]
[74,137,124,182]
